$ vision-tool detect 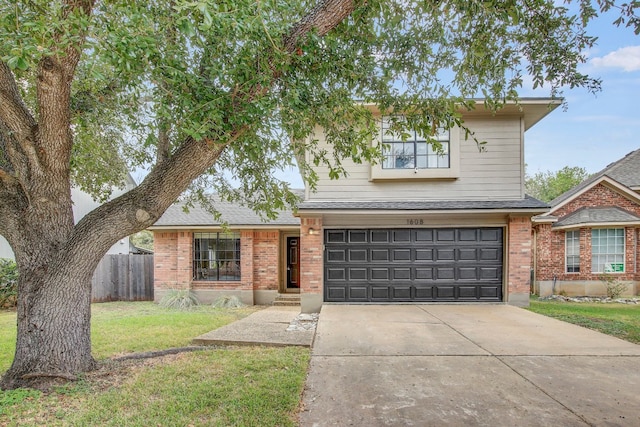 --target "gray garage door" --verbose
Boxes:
[324,228,503,302]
